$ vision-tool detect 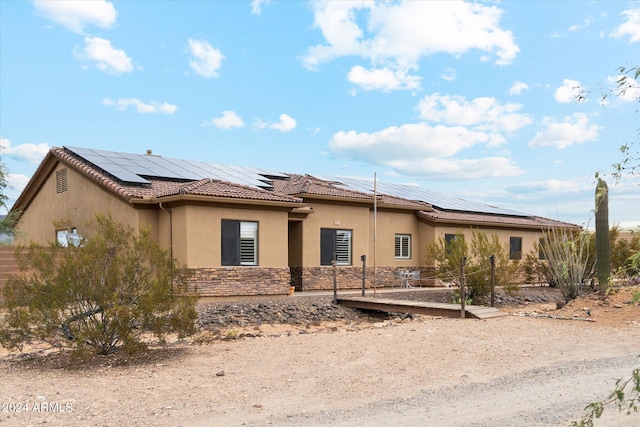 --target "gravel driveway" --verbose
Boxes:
[2,307,639,427]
